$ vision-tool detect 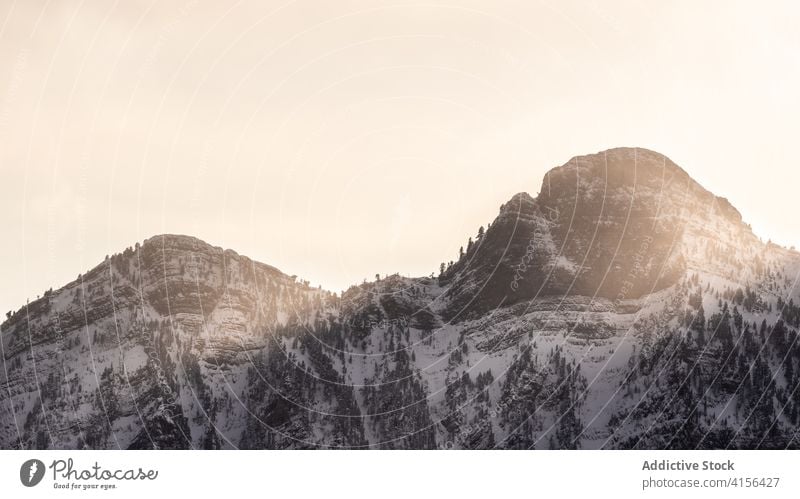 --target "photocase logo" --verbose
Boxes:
[20,459,45,487]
